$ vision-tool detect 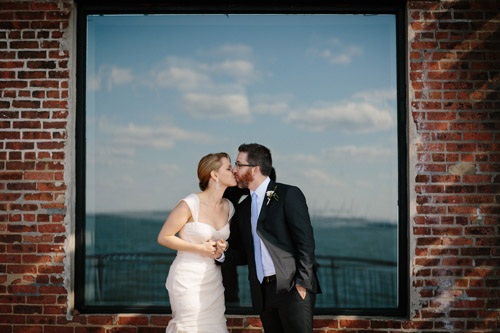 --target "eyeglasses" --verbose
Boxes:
[234,162,256,169]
